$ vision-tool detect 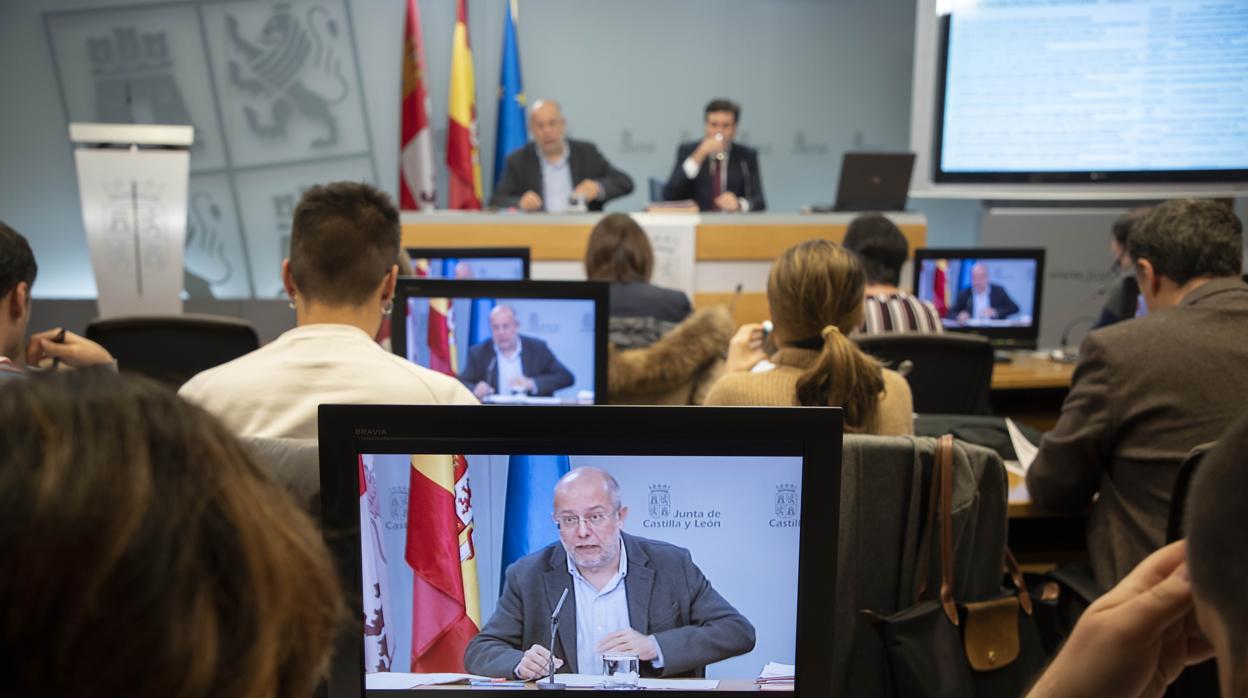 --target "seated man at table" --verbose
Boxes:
[459,304,574,399]
[661,98,766,213]
[463,467,755,679]
[1027,199,1248,589]
[490,99,634,213]
[948,262,1019,324]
